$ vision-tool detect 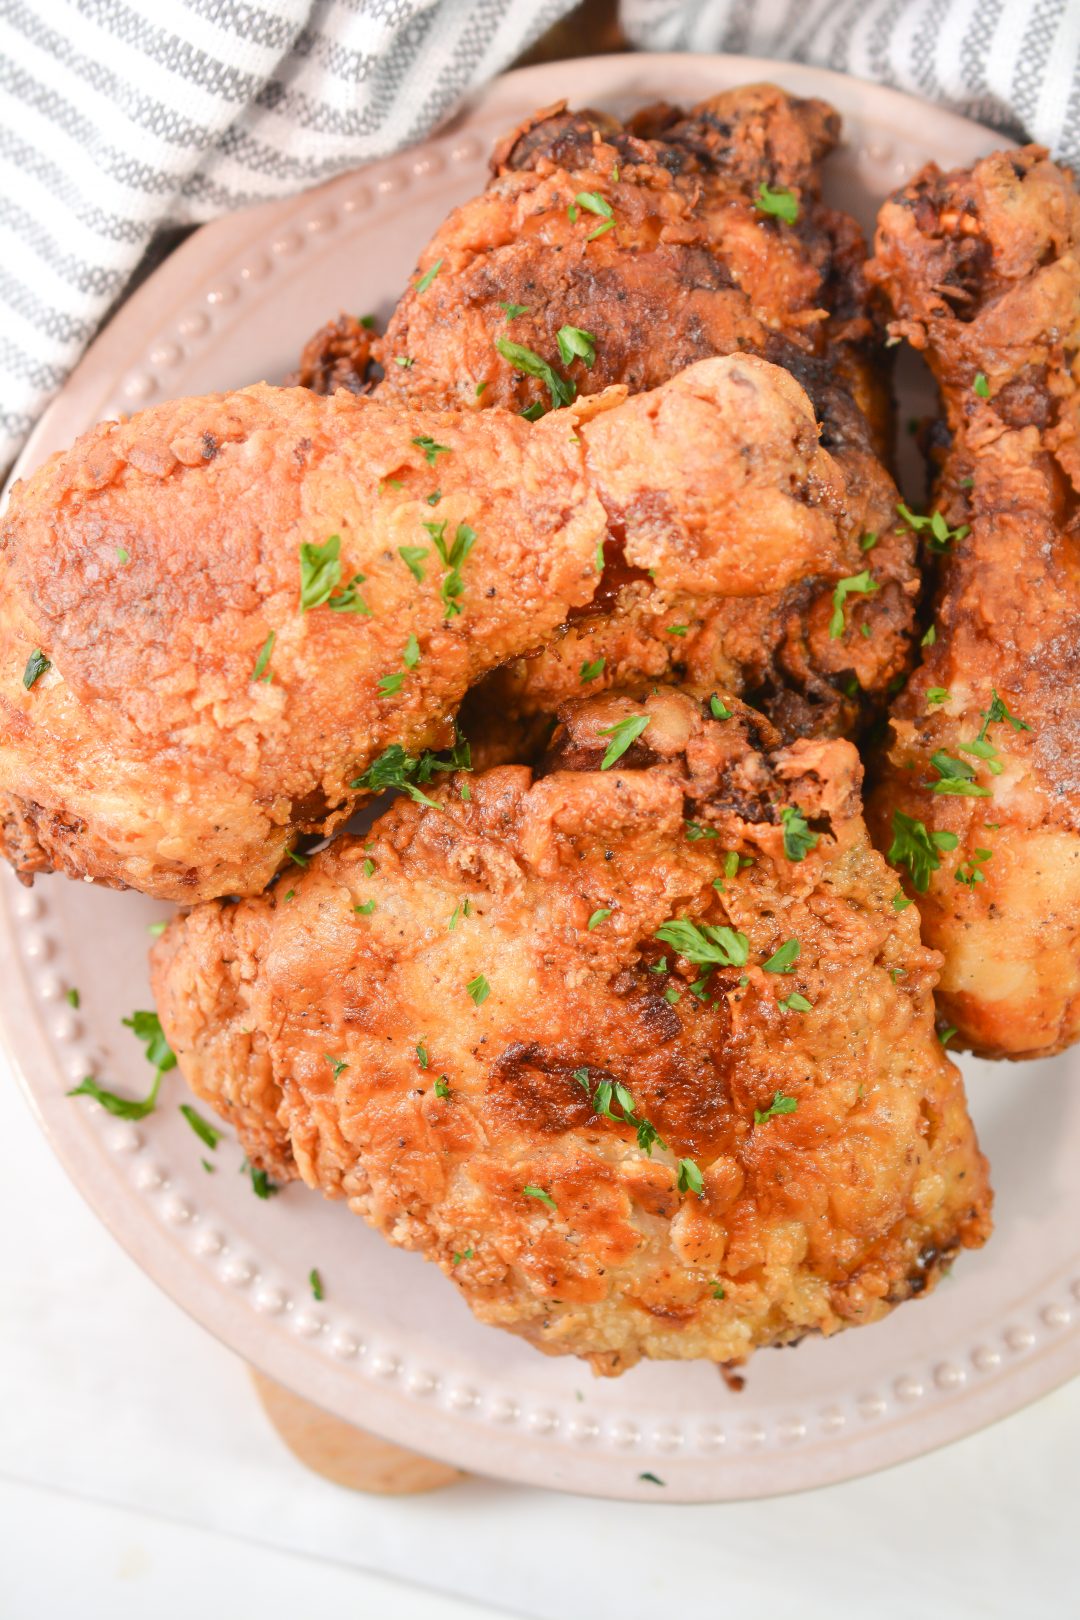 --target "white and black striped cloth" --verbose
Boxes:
[1,0,1077,476]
